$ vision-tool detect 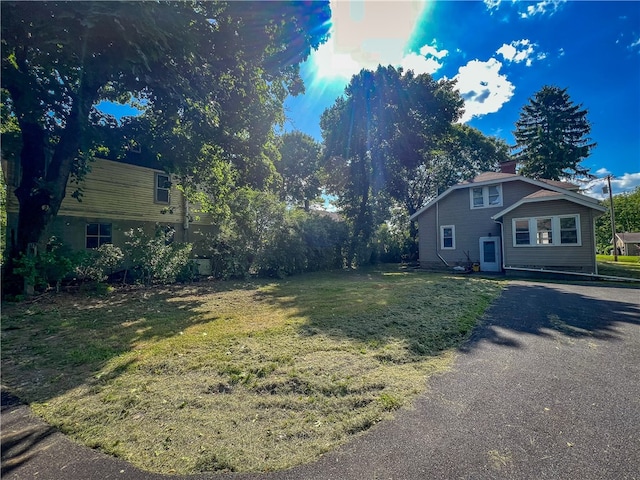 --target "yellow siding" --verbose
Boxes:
[59,158,185,223]
[4,157,215,226]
